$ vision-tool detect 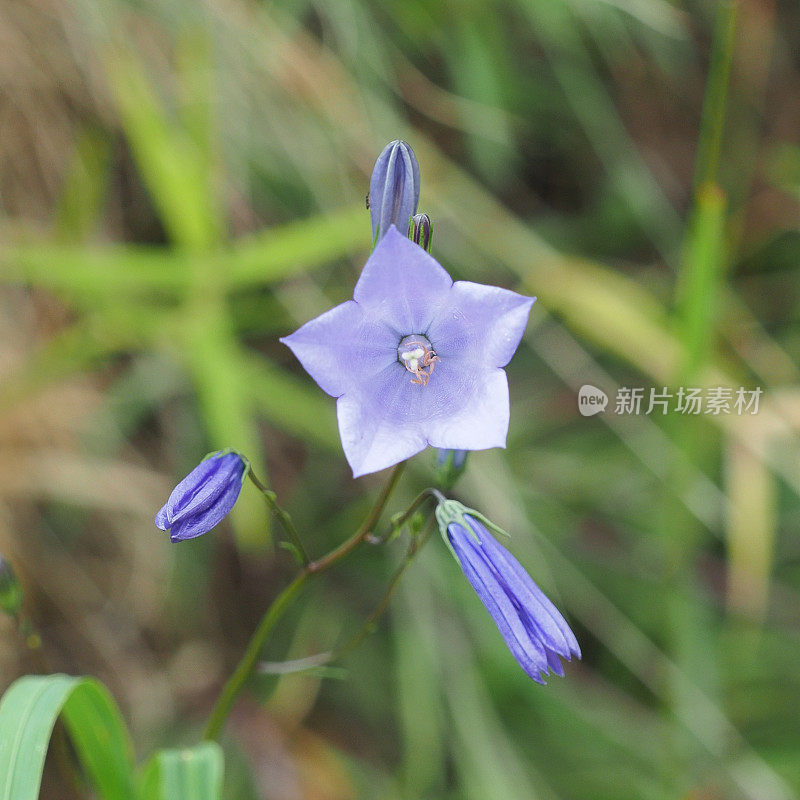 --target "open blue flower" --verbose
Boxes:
[281,226,534,477]
[436,500,580,683]
[155,451,247,542]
